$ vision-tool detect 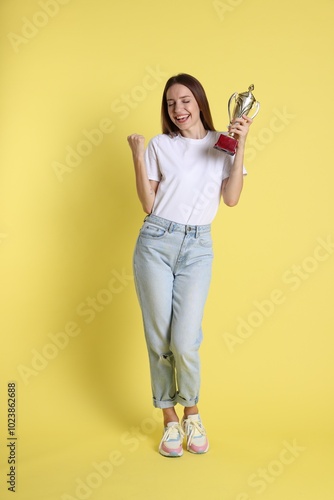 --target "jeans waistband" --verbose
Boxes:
[144,214,211,236]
